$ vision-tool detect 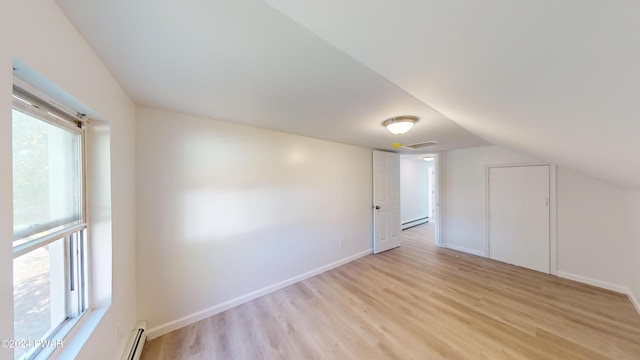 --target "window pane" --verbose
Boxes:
[13,239,67,359]
[12,109,82,241]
